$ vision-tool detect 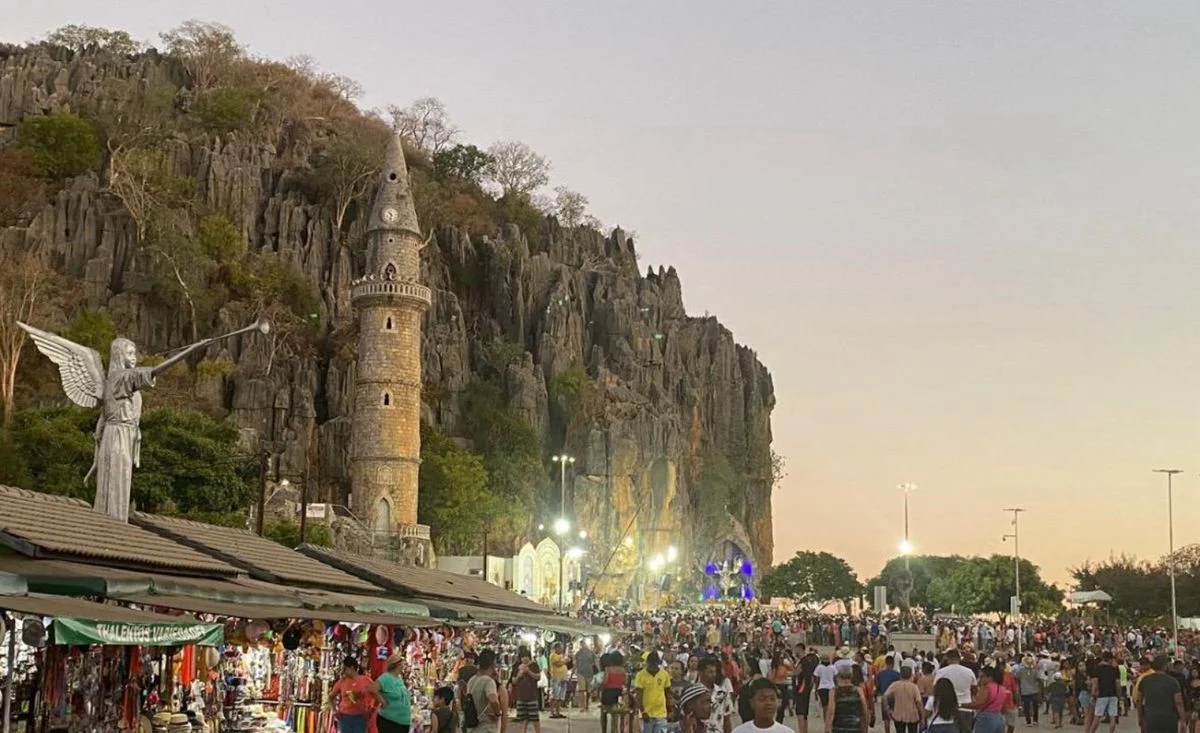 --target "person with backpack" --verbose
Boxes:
[465,649,508,733]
